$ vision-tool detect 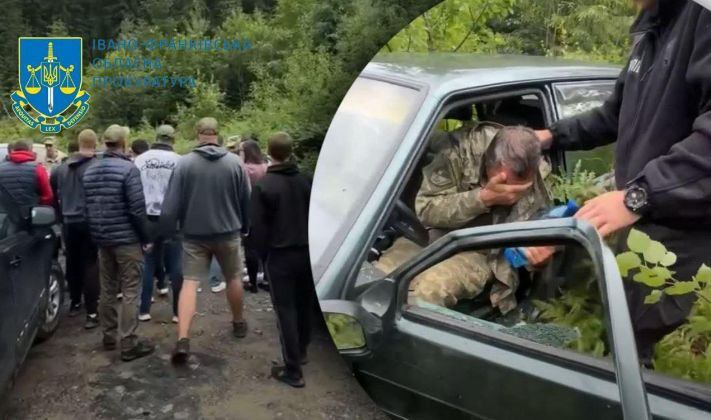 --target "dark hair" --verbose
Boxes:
[241,140,264,164]
[267,132,293,162]
[131,139,149,155]
[242,133,259,143]
[67,141,79,154]
[10,139,31,152]
[483,126,541,179]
